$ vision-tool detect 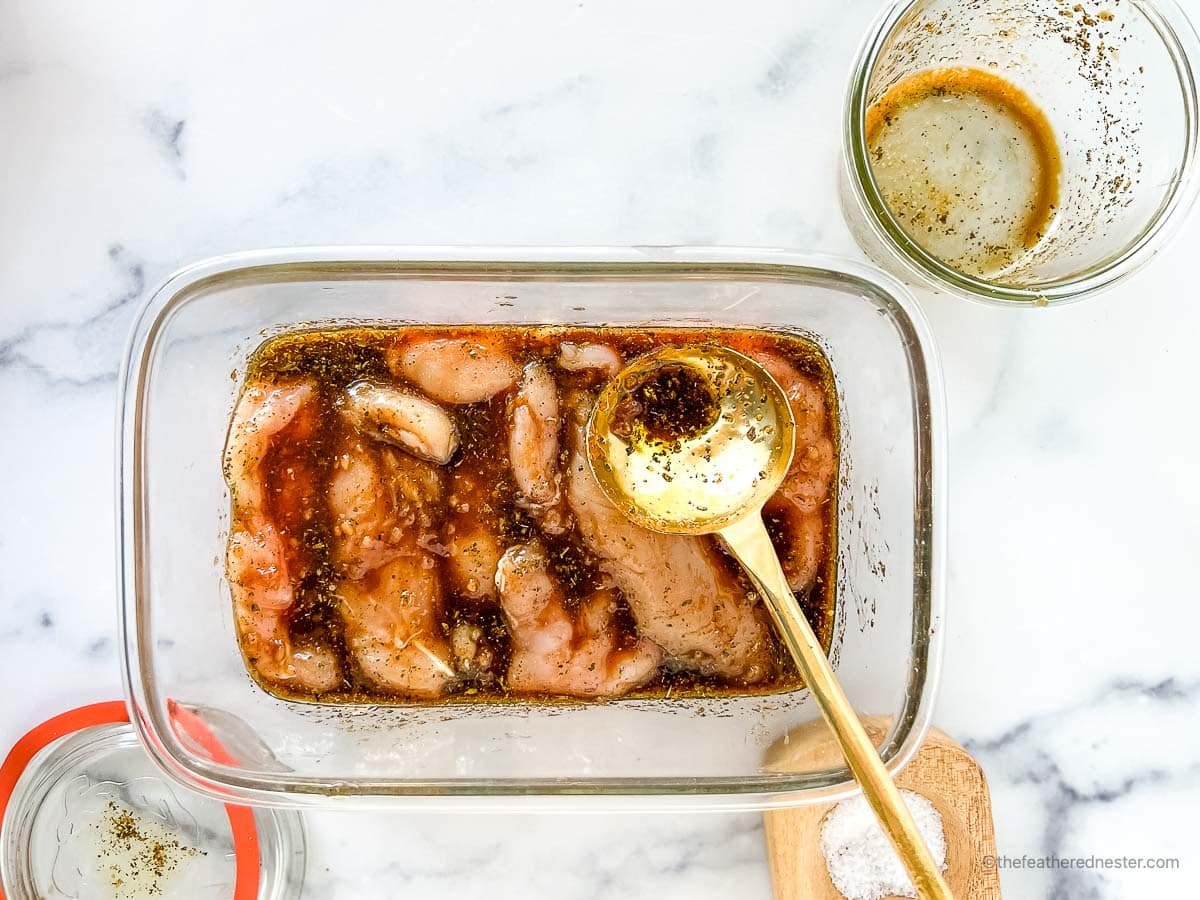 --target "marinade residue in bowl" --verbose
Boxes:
[224,326,839,704]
